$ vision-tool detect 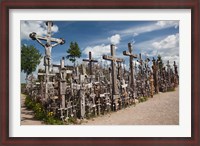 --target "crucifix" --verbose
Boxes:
[103,44,124,111]
[123,43,137,92]
[82,51,98,75]
[29,21,65,100]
